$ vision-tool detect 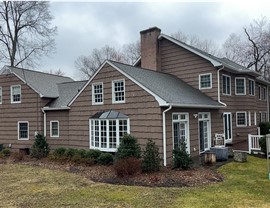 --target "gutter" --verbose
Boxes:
[162,105,172,166]
[41,108,47,137]
[217,66,227,107]
[42,106,71,111]
[162,103,223,109]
